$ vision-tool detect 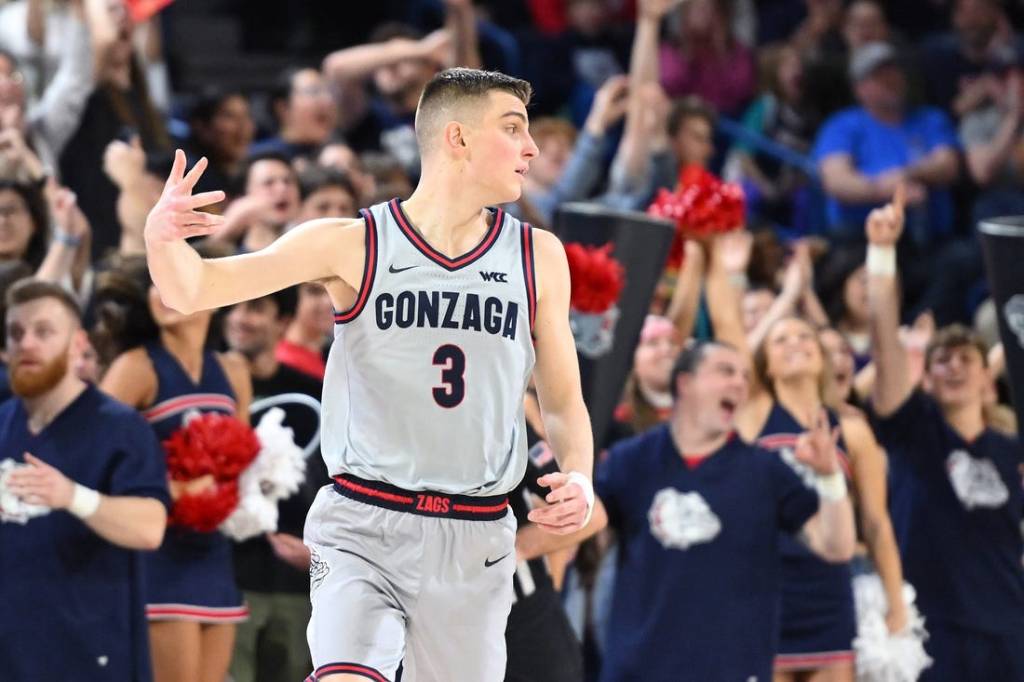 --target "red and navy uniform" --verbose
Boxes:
[756,403,856,671]
[596,425,819,682]
[142,343,248,623]
[0,386,171,681]
[871,391,1024,682]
